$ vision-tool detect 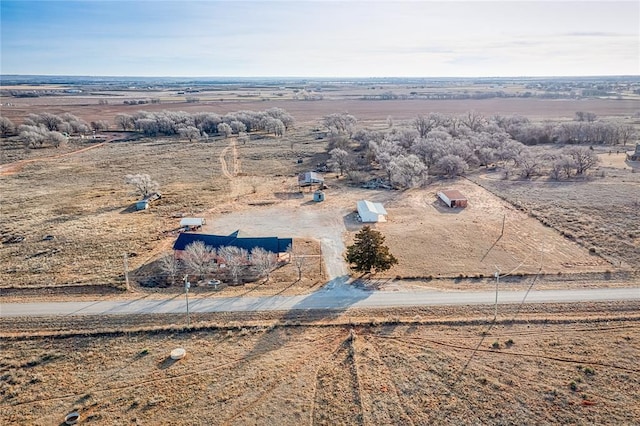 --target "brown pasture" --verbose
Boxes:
[2,304,639,425]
